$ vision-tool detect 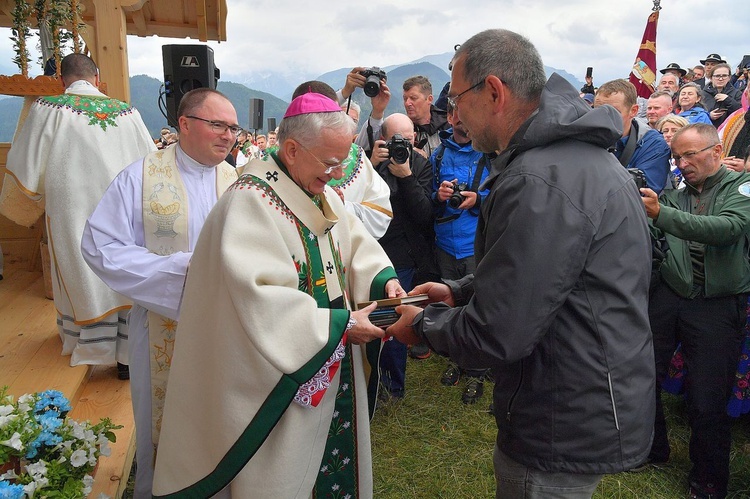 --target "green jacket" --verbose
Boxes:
[654,166,750,298]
